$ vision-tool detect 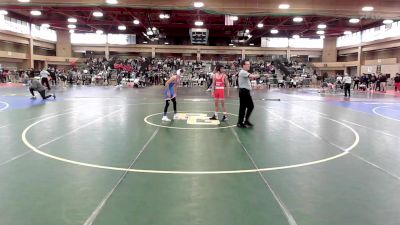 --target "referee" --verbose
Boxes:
[343,73,352,97]
[237,60,259,128]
